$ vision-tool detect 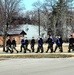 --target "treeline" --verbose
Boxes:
[22,0,74,40]
[0,0,74,51]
